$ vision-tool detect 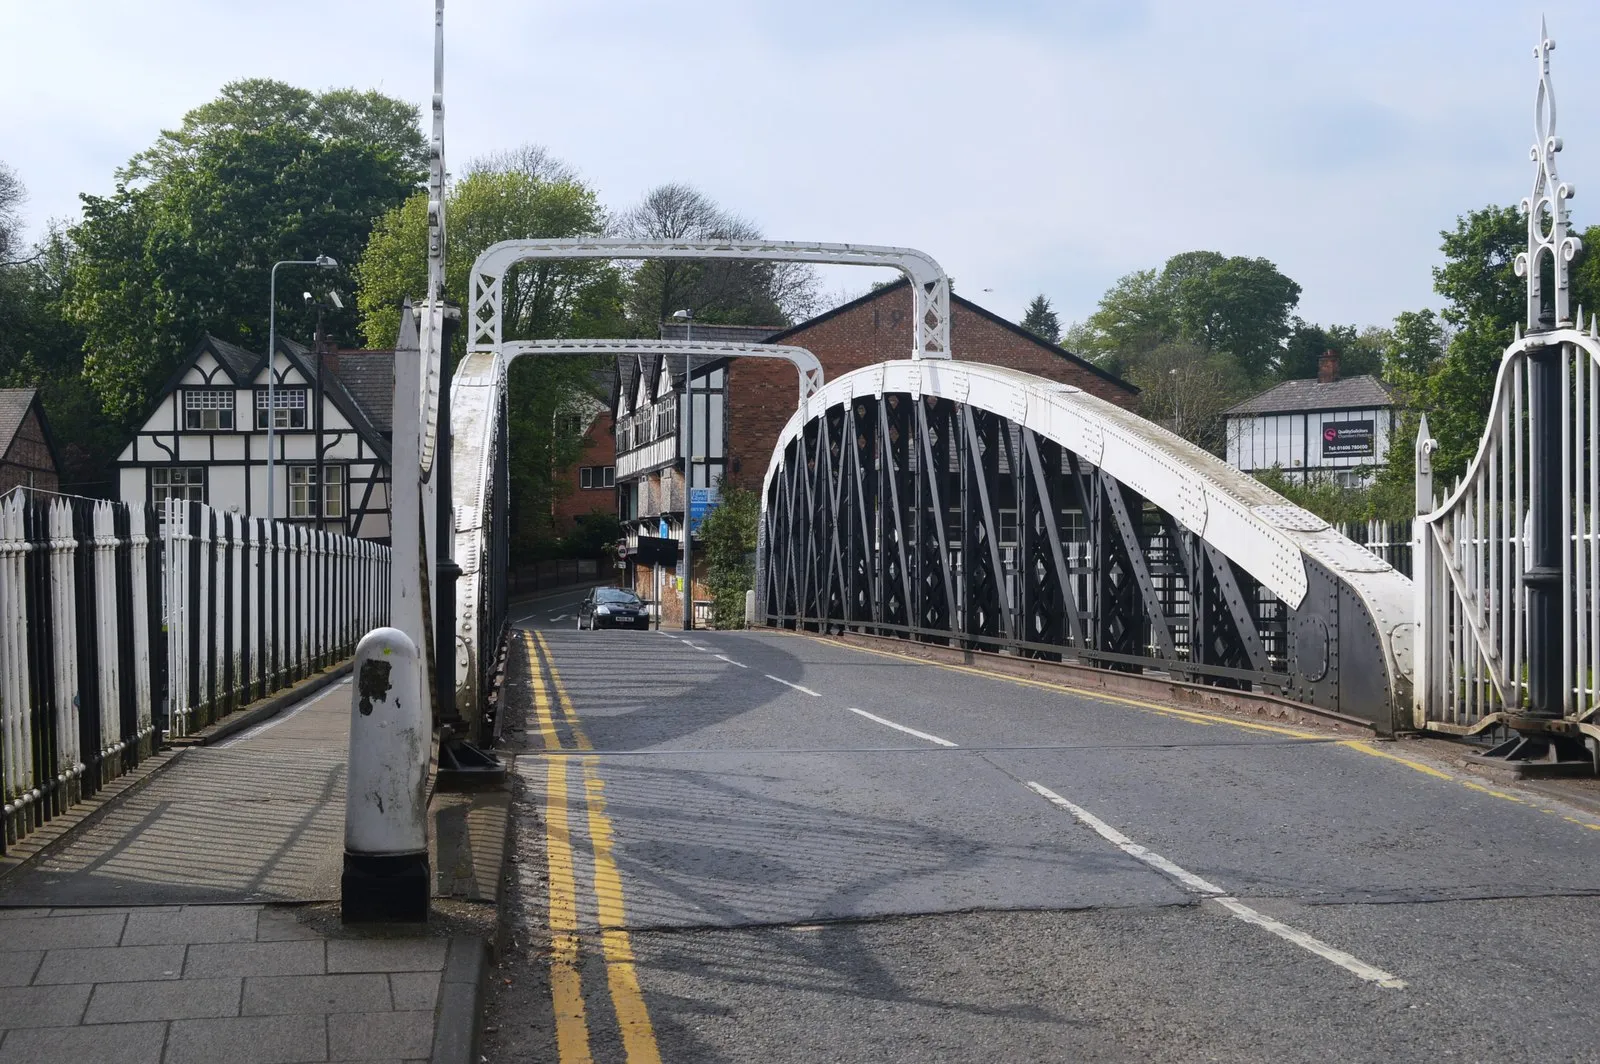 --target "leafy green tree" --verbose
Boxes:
[696,479,761,629]
[1082,251,1301,380]
[357,152,627,562]
[1277,320,1384,381]
[1019,294,1061,343]
[66,81,424,420]
[619,183,816,330]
